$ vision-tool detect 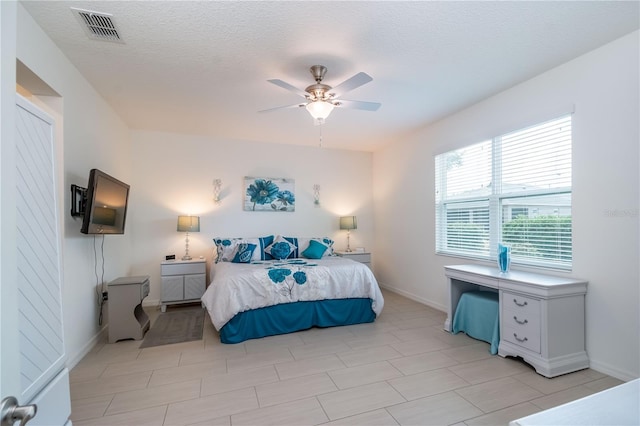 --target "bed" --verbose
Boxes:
[201,239,384,343]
